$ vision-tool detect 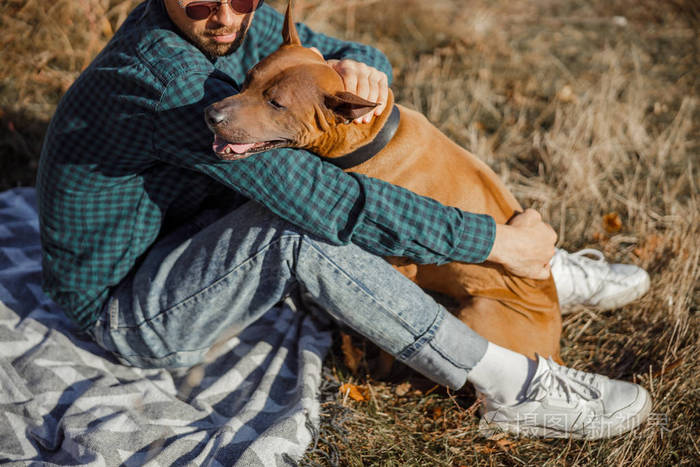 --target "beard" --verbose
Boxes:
[185,14,253,59]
